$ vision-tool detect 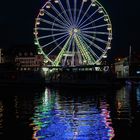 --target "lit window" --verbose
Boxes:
[136,71,140,74]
